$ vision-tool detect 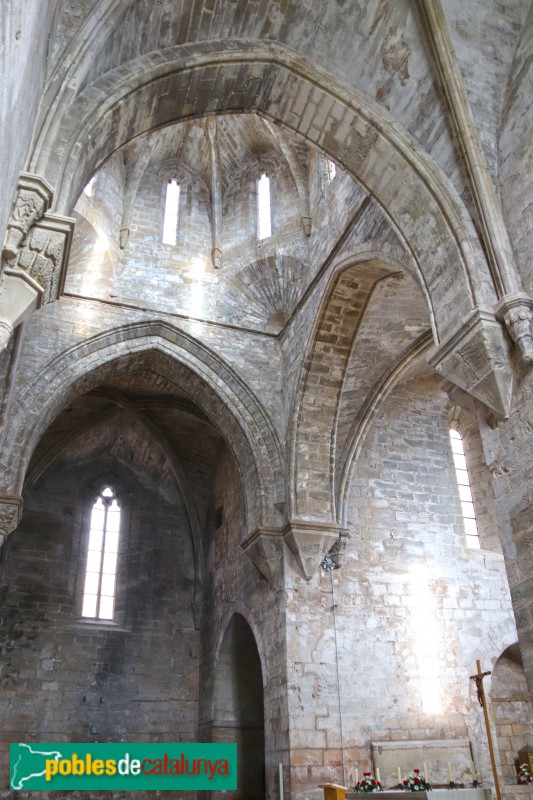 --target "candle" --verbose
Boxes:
[376,768,381,783]
[470,761,477,781]
[448,762,453,782]
[398,767,402,784]
[355,769,359,784]
[424,763,429,783]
